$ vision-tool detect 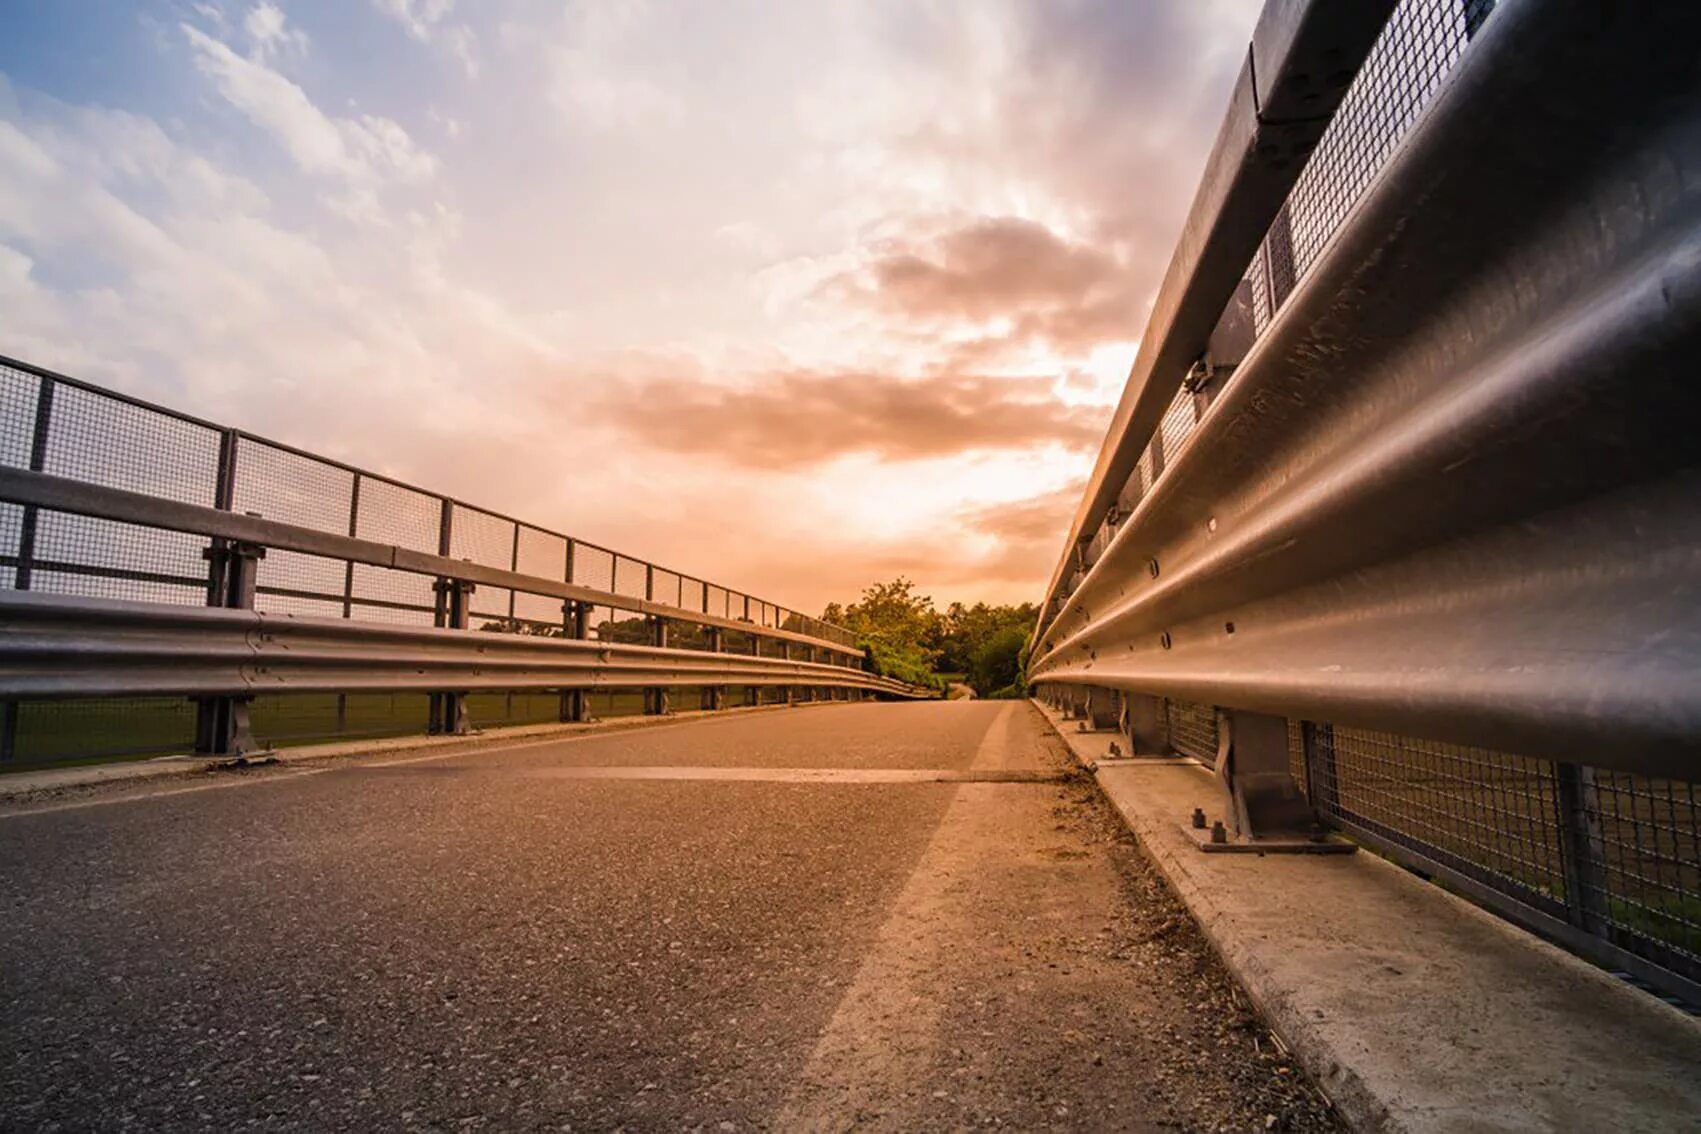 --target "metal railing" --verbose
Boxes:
[1030,0,1701,1005]
[0,356,925,765]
